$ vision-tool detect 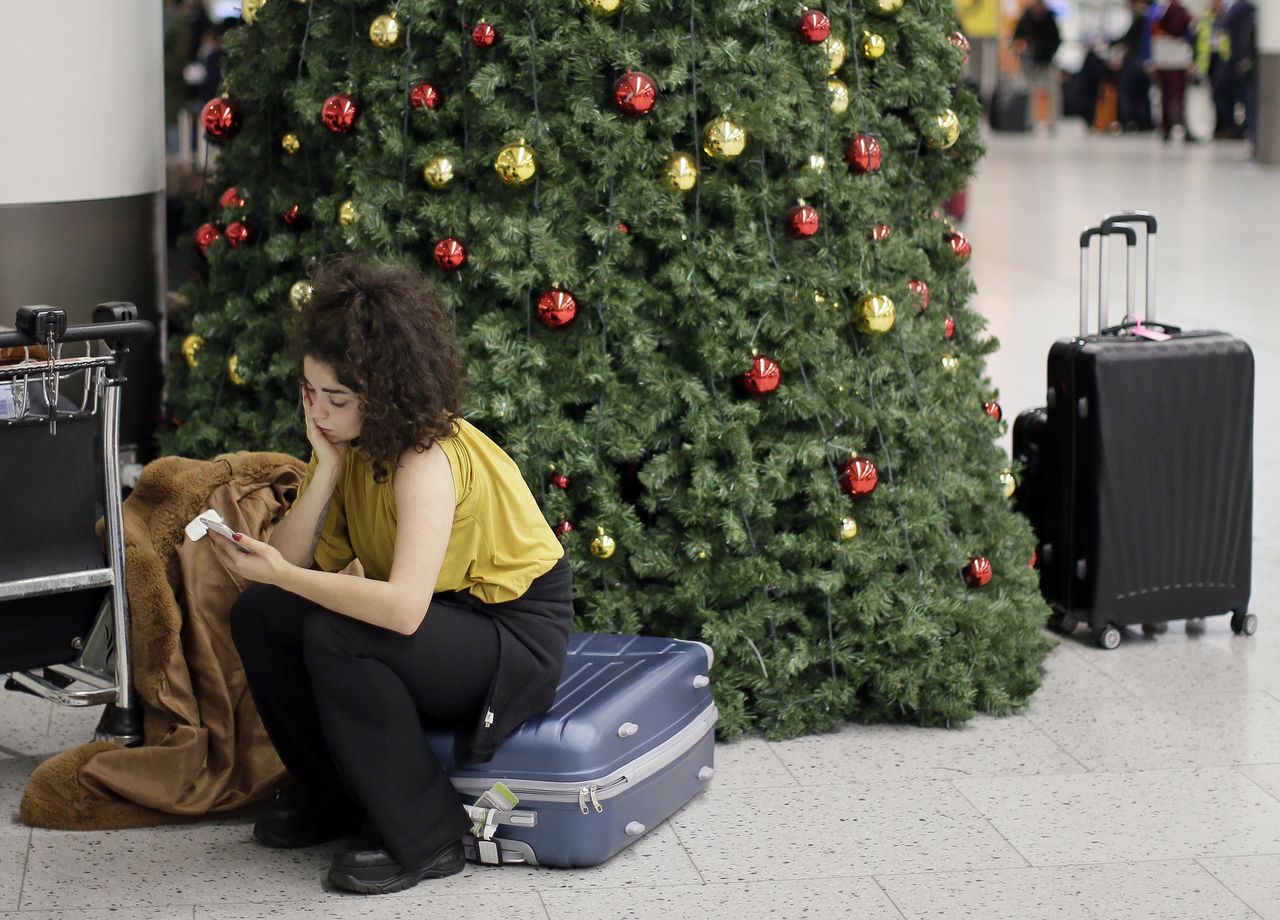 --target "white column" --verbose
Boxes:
[0,0,166,455]
[1260,1,1280,164]
[0,0,164,205]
